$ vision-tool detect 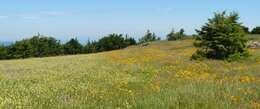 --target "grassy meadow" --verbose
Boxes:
[0,36,260,109]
